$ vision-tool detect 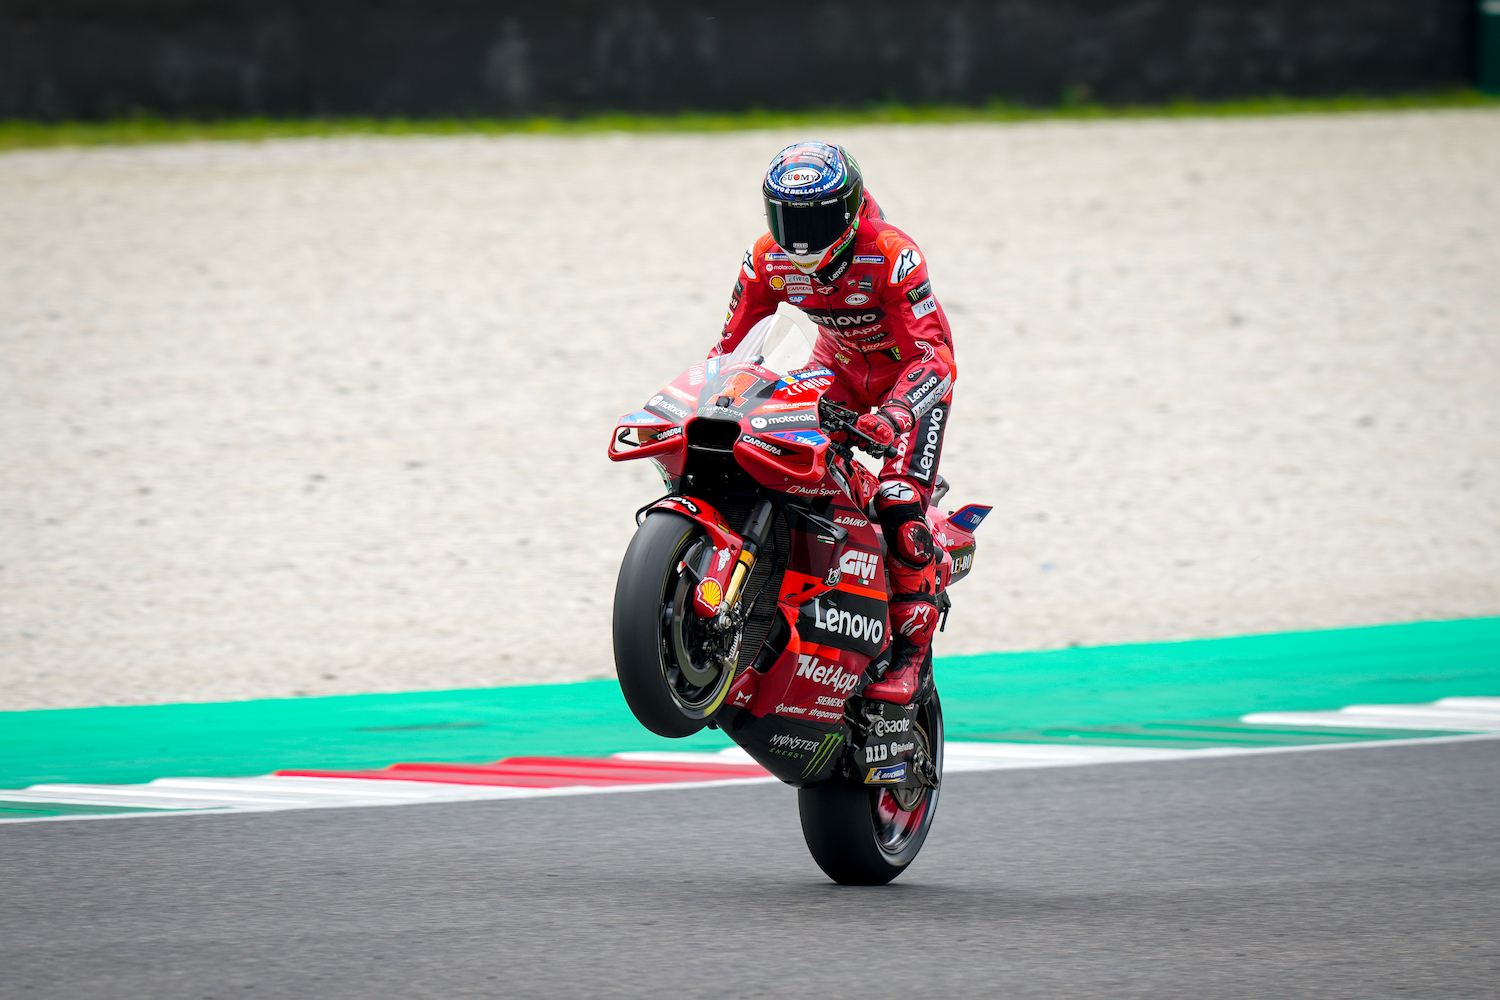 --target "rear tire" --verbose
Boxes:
[612,511,737,738]
[798,692,943,885]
